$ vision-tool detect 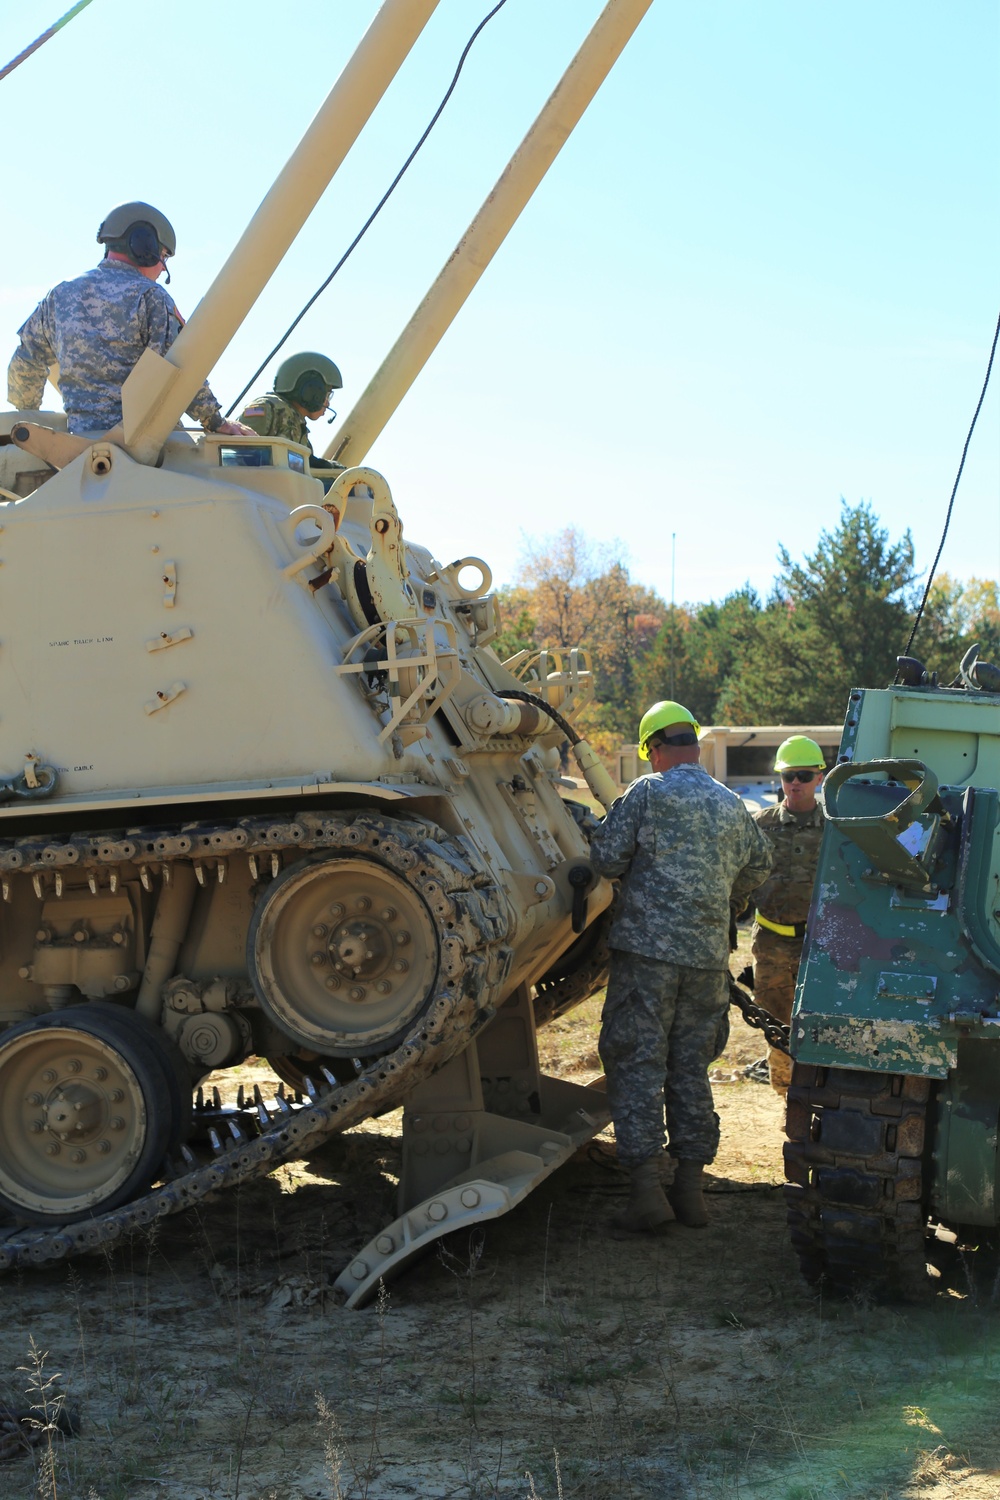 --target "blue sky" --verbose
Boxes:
[2,0,997,611]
